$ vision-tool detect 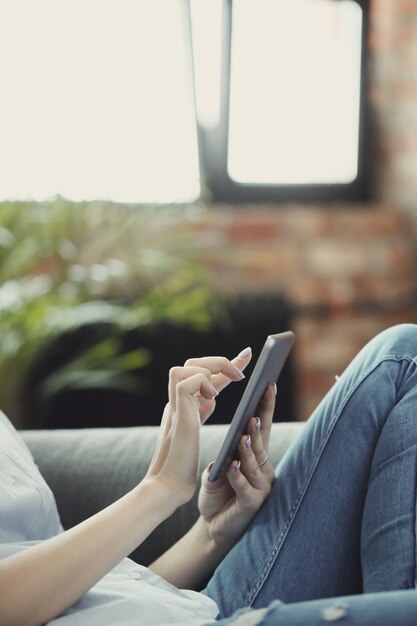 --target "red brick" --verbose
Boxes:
[224,214,280,241]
